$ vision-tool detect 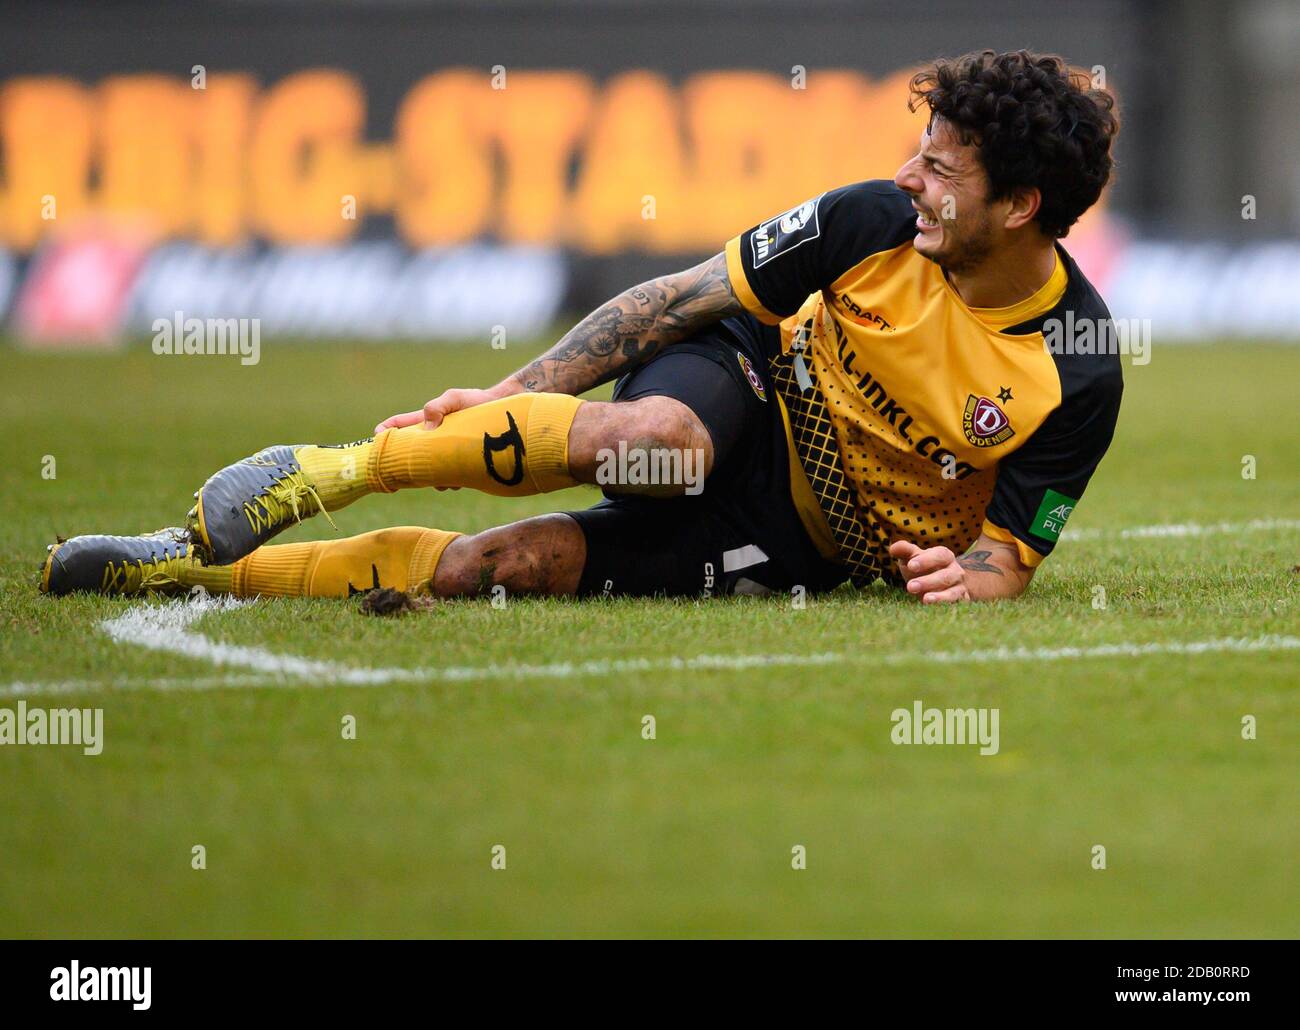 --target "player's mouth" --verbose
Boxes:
[913,204,940,233]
